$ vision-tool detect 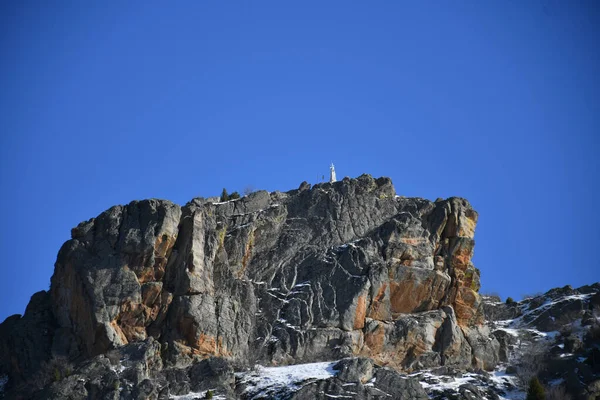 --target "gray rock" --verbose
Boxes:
[461,326,500,371]
[371,368,429,399]
[42,375,89,400]
[1,175,505,398]
[188,357,235,396]
[161,368,190,395]
[0,291,56,386]
[133,379,158,400]
[50,200,182,358]
[119,337,163,385]
[482,300,521,322]
[333,358,374,383]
